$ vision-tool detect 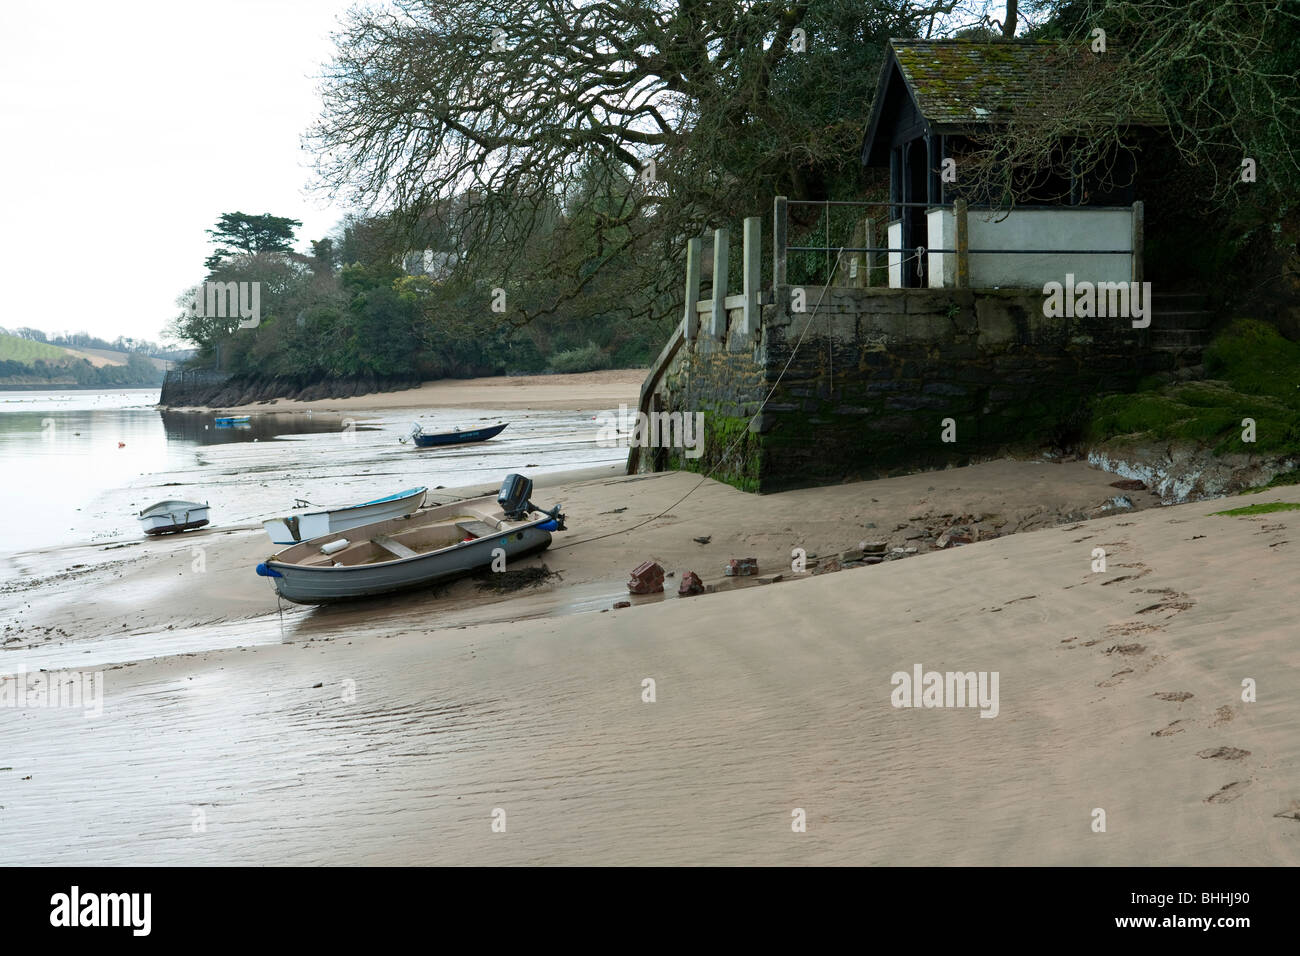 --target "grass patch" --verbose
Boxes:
[0,332,69,364]
[1211,502,1300,516]
[1086,320,1300,456]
